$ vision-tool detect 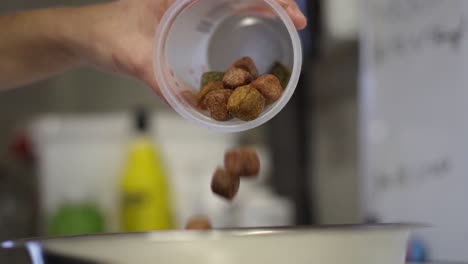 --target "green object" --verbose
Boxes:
[49,203,105,236]
[201,71,224,87]
[269,62,291,88]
